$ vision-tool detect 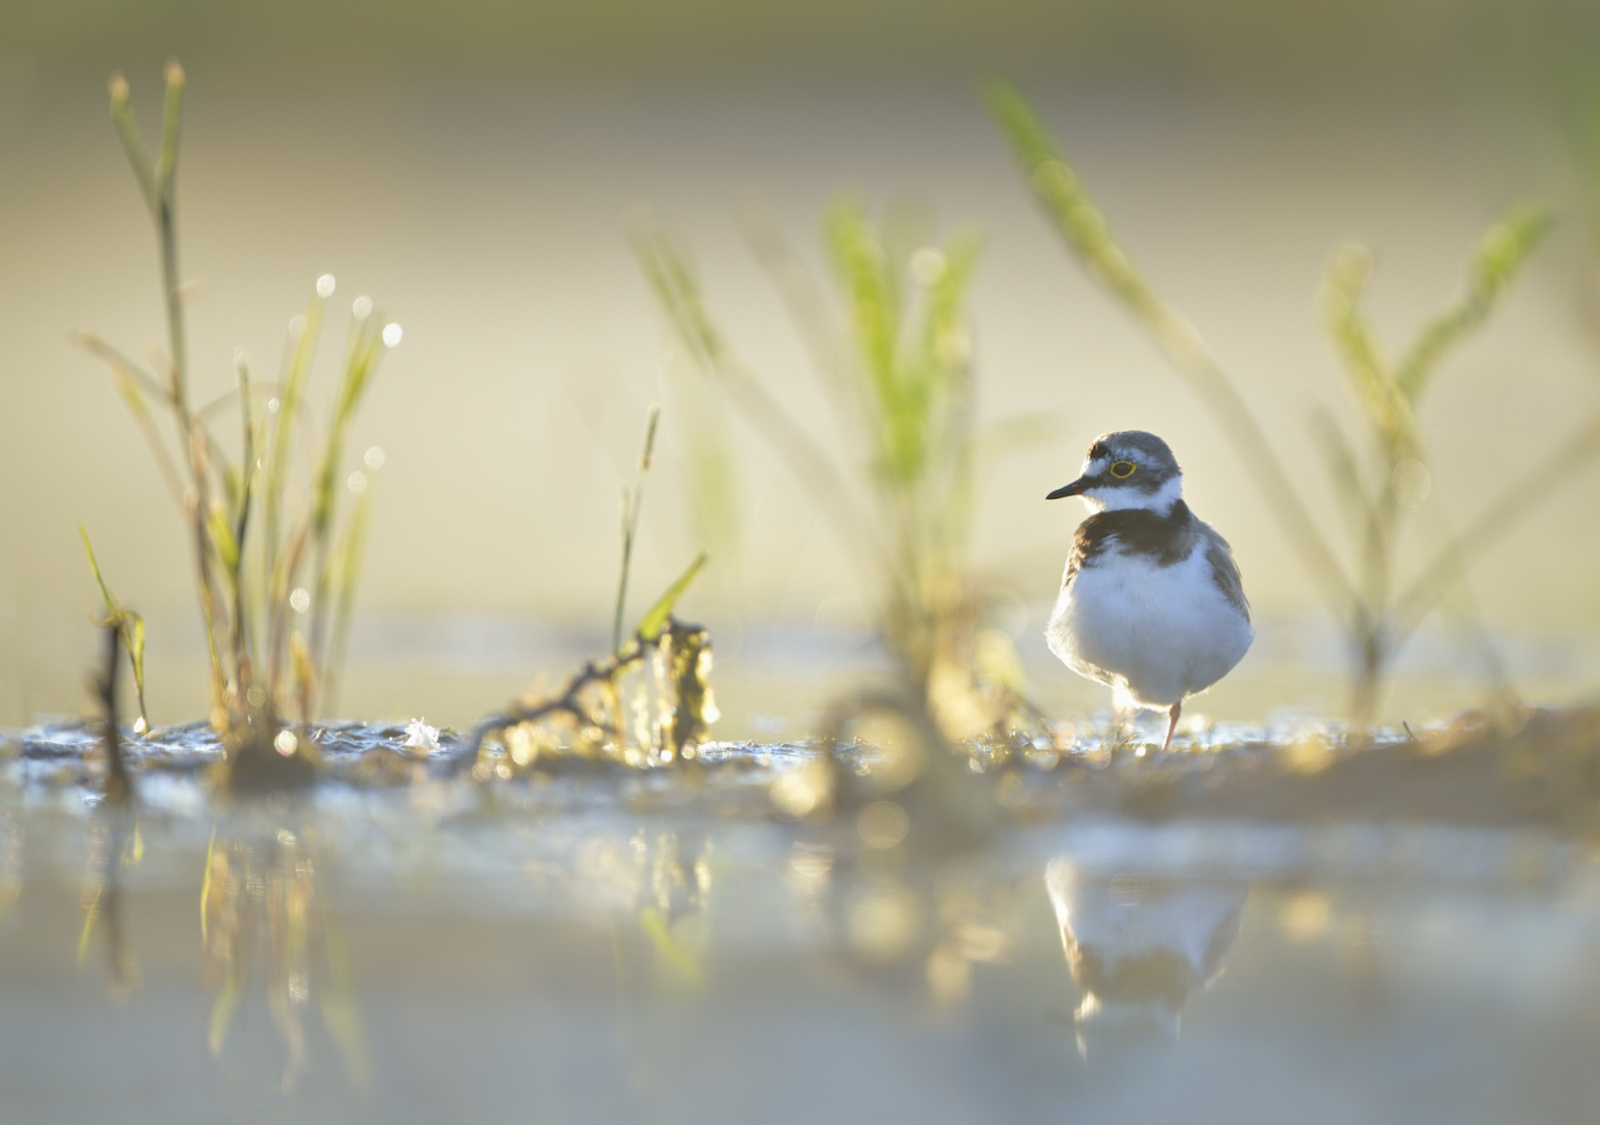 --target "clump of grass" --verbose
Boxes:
[633,201,1054,748]
[78,63,398,784]
[464,409,718,775]
[987,80,1600,723]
